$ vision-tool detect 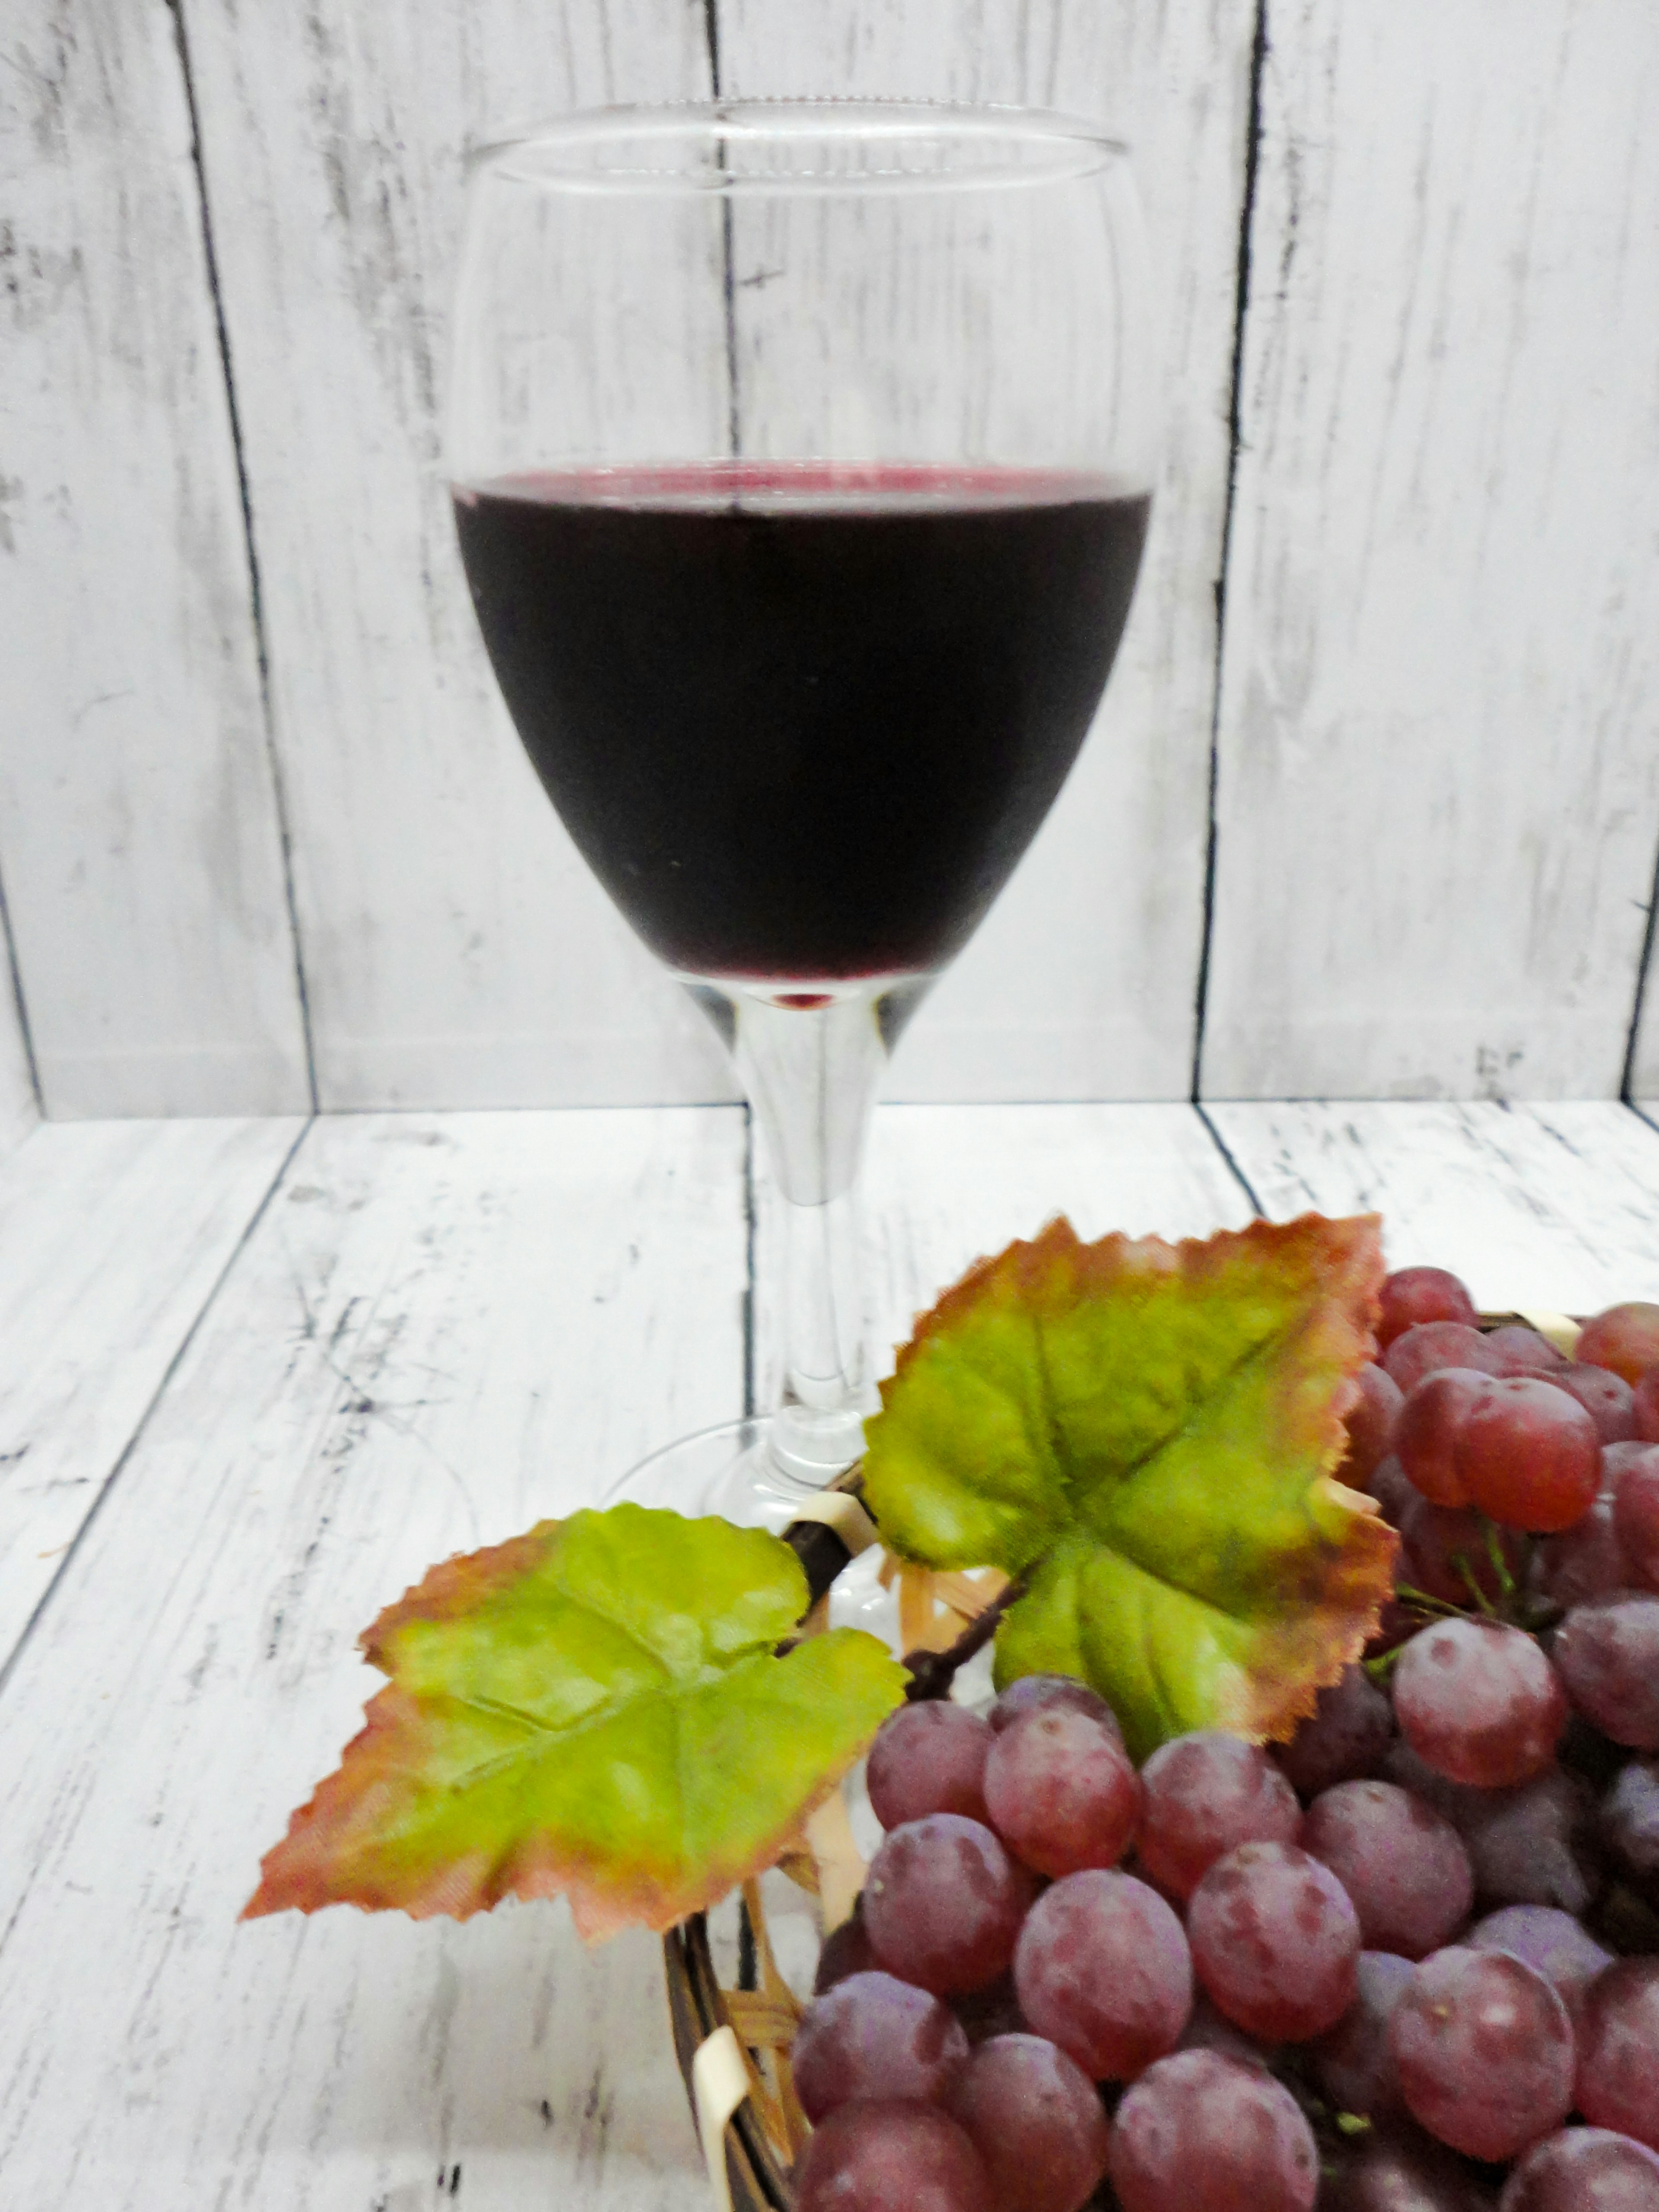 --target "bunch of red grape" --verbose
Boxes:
[785,1274,1659,2212]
